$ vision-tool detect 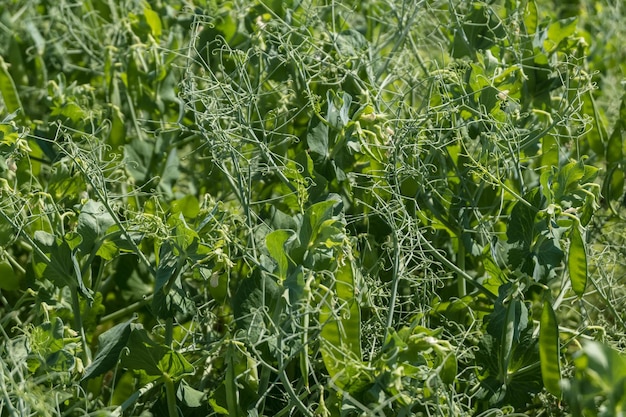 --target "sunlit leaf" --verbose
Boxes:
[545,17,577,52]
[524,0,538,34]
[170,195,200,219]
[0,56,22,114]
[77,200,115,255]
[266,229,292,280]
[143,6,162,38]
